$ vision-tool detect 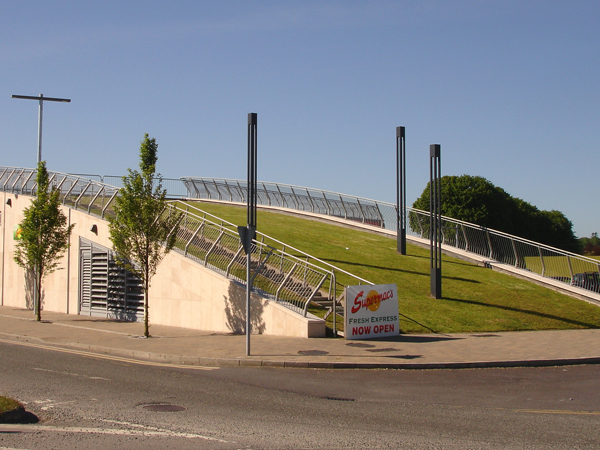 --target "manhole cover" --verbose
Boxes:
[298,350,329,356]
[142,404,186,412]
[346,343,376,348]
